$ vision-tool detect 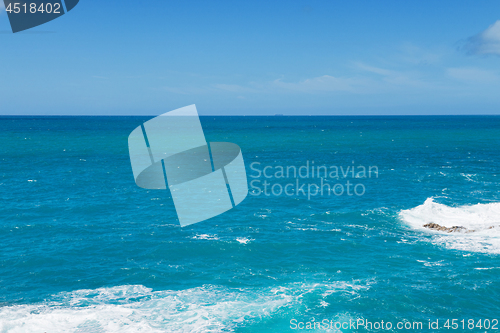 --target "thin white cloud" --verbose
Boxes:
[447,67,498,83]
[355,63,395,76]
[464,20,500,56]
[161,83,258,95]
[212,66,435,96]
[272,75,363,93]
[213,84,258,93]
[354,62,432,89]
[397,43,443,65]
[159,42,498,100]
[214,75,373,94]
[161,86,215,95]
[162,87,190,95]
